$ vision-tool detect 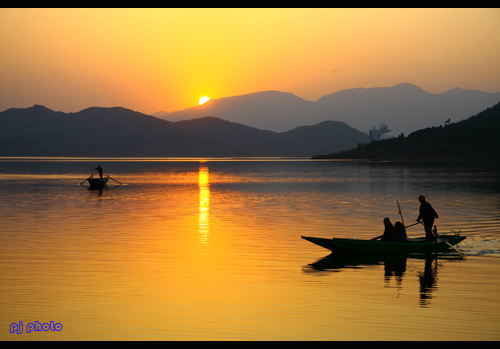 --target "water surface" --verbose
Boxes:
[1,158,499,340]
